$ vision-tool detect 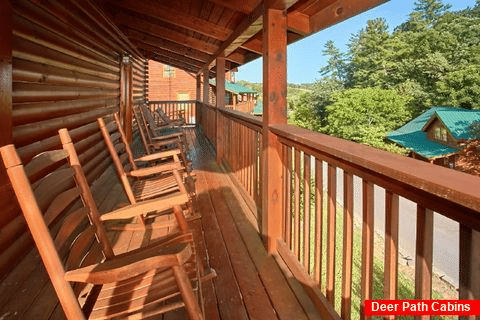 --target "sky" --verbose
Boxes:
[236,0,477,84]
